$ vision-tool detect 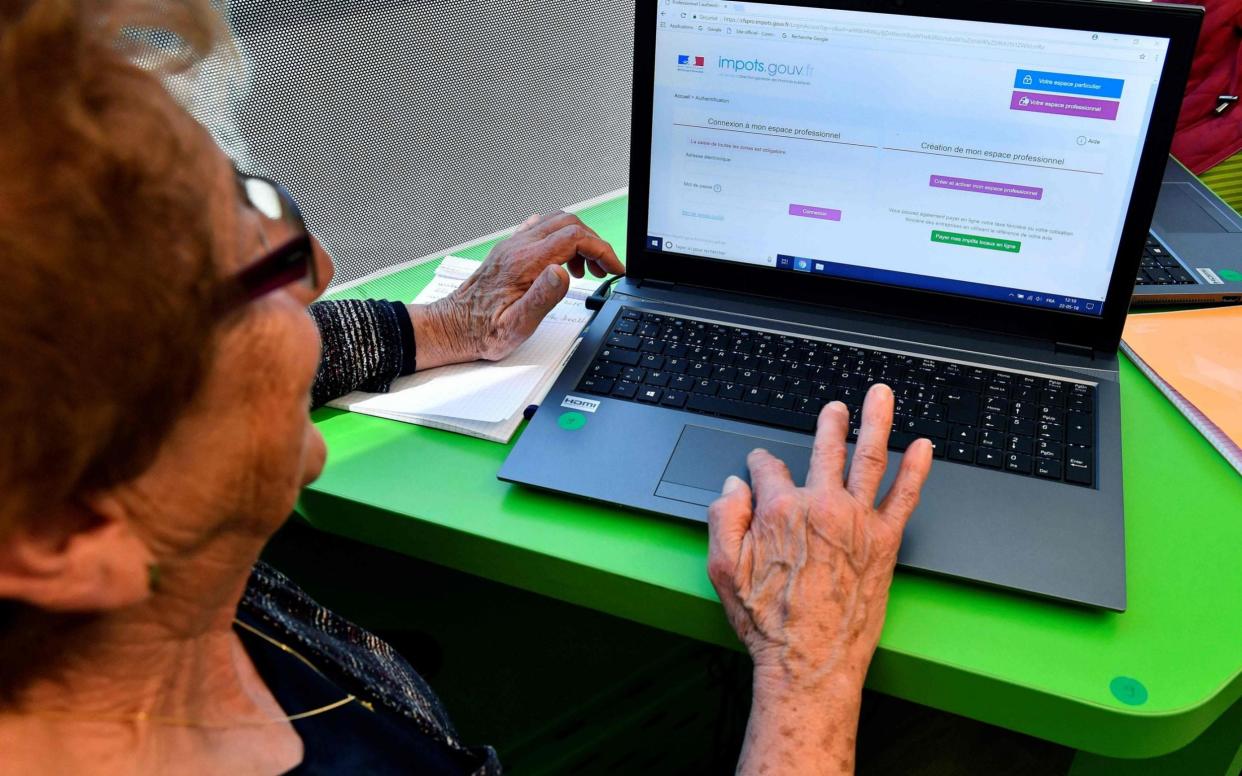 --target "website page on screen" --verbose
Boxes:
[647,0,1171,316]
